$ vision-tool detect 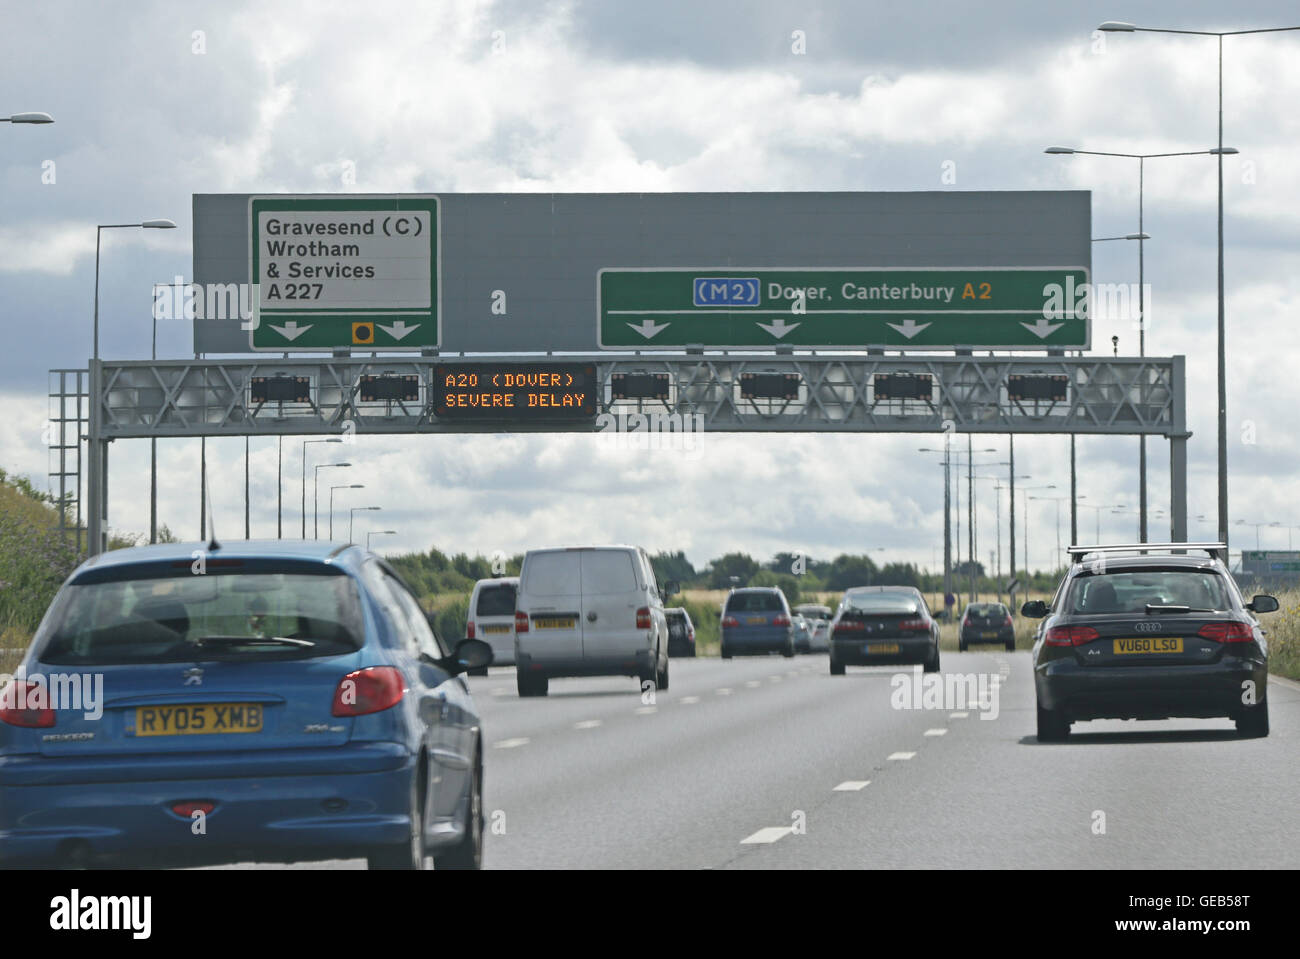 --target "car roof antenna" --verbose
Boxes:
[203,461,221,552]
